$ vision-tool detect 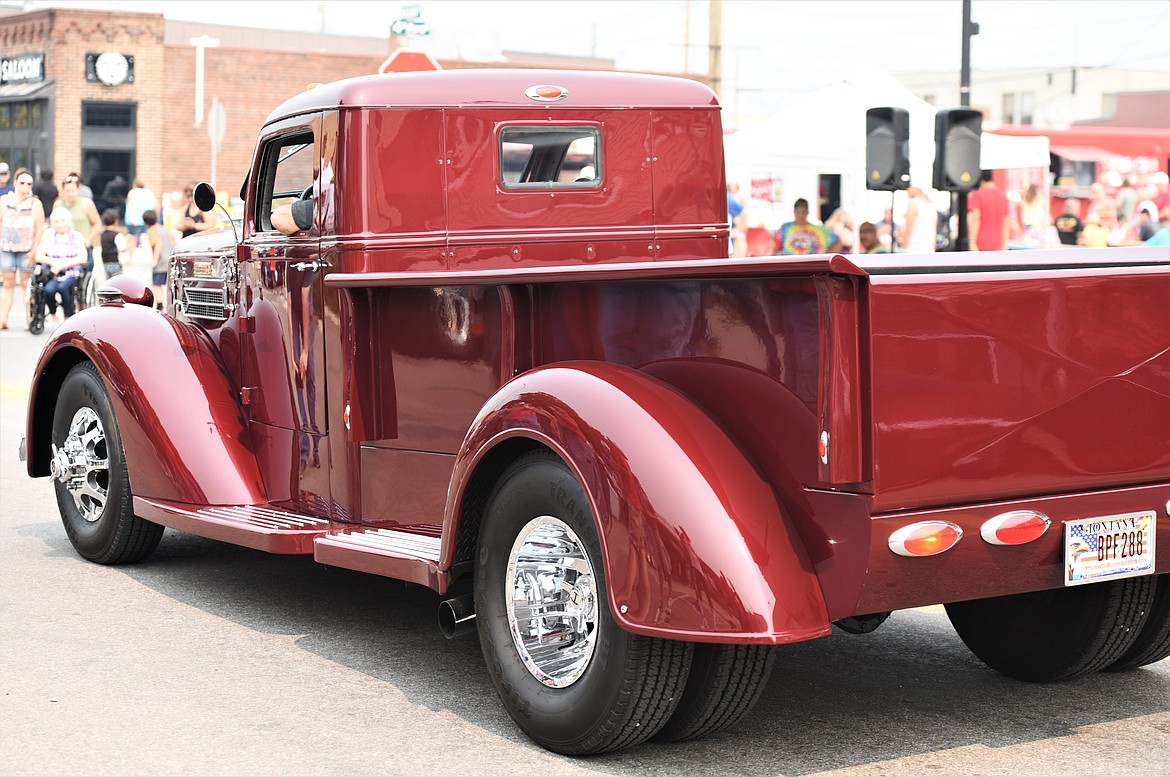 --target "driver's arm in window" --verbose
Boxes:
[271,198,313,236]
